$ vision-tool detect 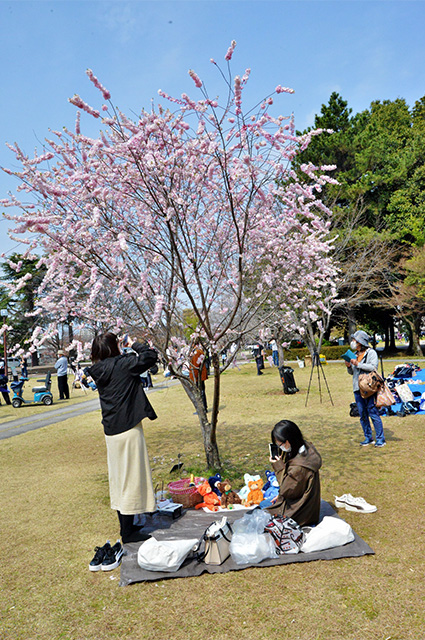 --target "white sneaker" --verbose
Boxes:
[334,493,377,513]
